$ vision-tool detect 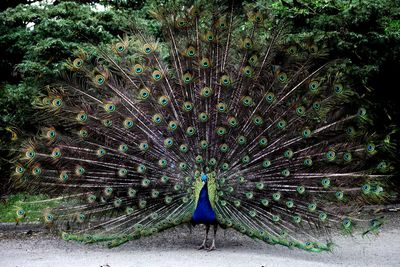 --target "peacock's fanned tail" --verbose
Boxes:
[12,3,393,251]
